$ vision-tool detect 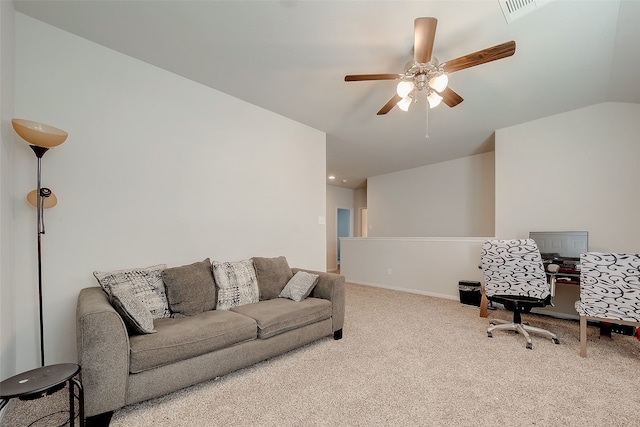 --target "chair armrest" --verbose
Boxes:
[546,263,560,298]
[291,268,345,334]
[76,287,130,417]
